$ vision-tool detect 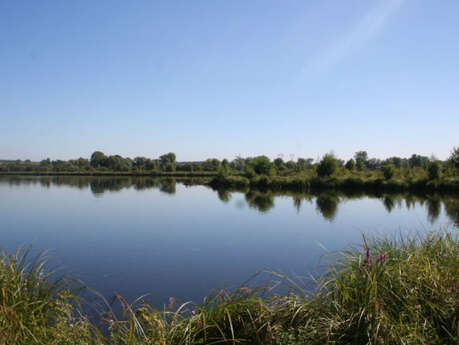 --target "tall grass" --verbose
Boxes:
[0,248,101,344]
[0,231,457,344]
